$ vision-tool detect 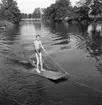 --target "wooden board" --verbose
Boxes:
[30,68,67,80]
